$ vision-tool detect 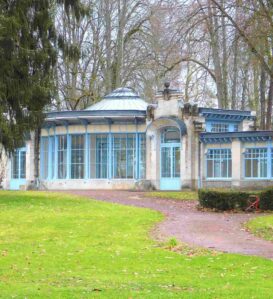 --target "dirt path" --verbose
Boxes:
[68,190,273,260]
